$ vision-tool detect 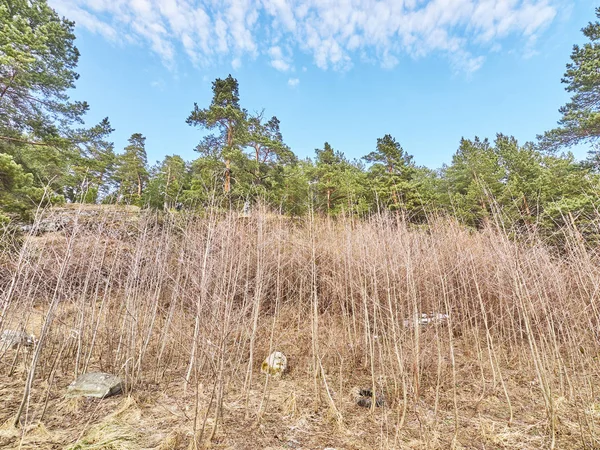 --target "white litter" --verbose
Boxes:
[403,313,449,328]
